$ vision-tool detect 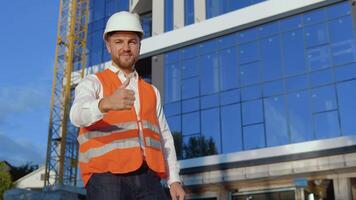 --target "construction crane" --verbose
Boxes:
[44,0,90,186]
